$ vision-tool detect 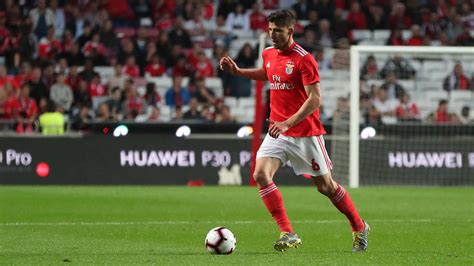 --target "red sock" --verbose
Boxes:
[331,184,364,232]
[259,182,294,233]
